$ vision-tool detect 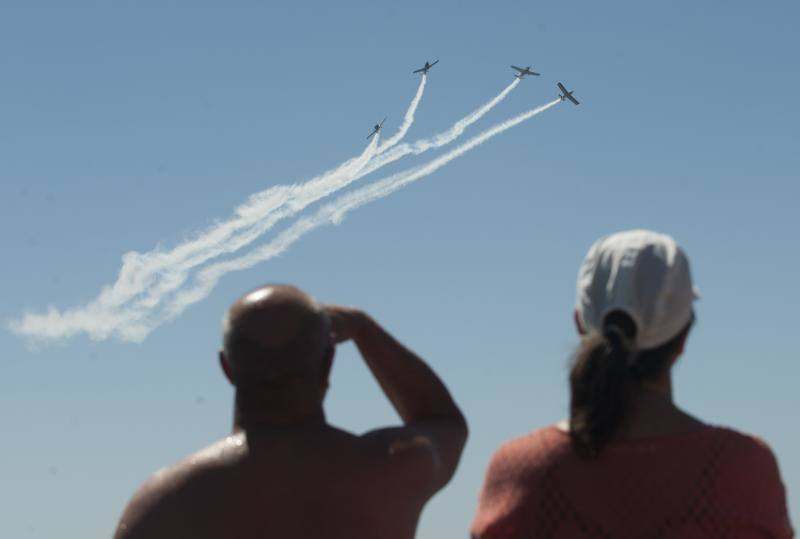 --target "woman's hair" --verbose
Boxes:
[568,310,693,457]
